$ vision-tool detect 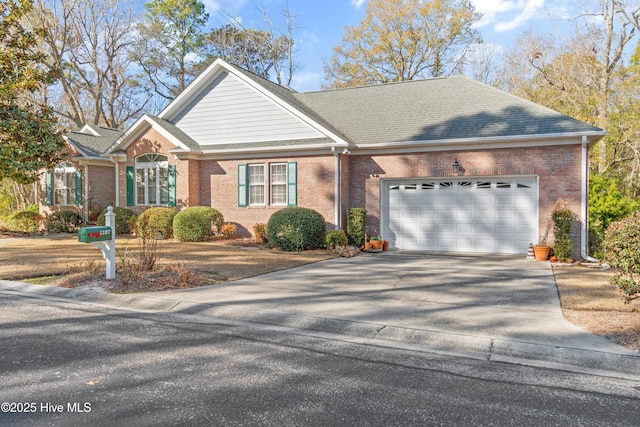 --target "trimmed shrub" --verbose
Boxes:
[137,207,177,239]
[97,207,137,235]
[173,206,223,242]
[221,222,237,239]
[190,206,224,234]
[267,207,326,252]
[603,212,640,302]
[552,208,574,262]
[253,223,268,242]
[6,211,40,233]
[47,210,82,233]
[326,229,348,248]
[347,208,367,247]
